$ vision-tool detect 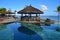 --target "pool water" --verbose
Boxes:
[0,22,60,40]
[0,16,60,40]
